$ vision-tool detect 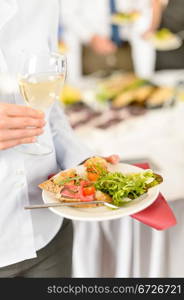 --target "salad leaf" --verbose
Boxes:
[53,176,82,186]
[94,170,162,207]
